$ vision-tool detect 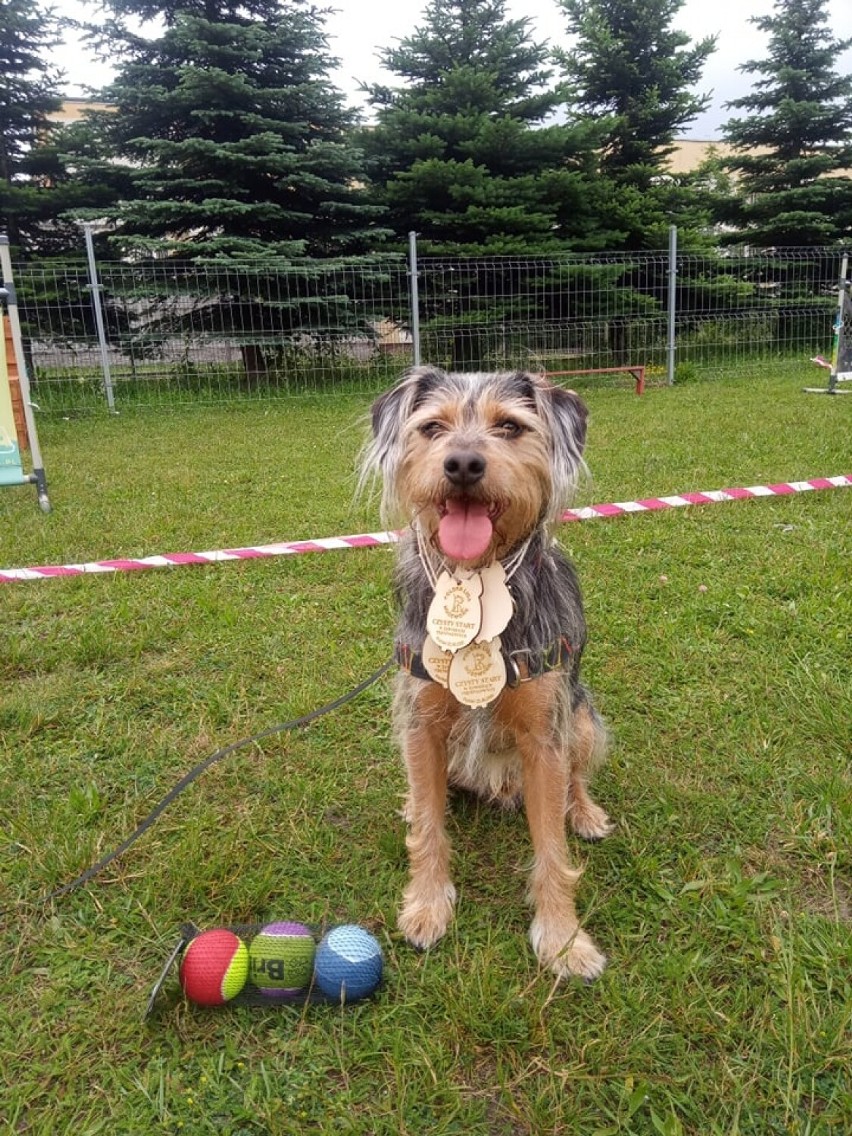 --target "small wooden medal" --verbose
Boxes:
[426,570,483,652]
[448,637,507,708]
[421,634,452,687]
[475,561,514,642]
